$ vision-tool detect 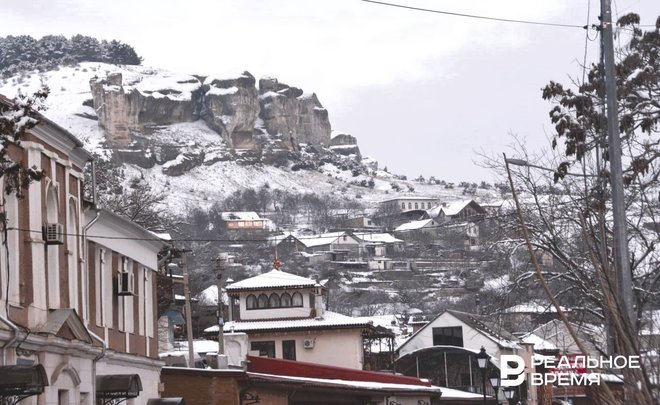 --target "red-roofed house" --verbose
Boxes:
[160,355,493,404]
